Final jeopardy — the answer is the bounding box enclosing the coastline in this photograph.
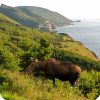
[53,24,100,60]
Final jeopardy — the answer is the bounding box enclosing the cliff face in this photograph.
[85,47,100,60]
[91,51,100,60]
[46,23,57,29]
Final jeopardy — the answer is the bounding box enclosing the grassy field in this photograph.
[59,36,99,61]
[0,68,97,100]
[1,68,100,100]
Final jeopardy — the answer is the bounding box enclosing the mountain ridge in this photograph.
[17,6,73,26]
[0,4,45,28]
[0,4,73,29]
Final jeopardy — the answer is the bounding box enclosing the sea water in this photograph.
[55,20,100,58]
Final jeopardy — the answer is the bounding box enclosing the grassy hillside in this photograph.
[17,6,73,26]
[0,12,100,68]
[17,7,46,23]
[0,13,99,70]
[0,4,73,30]
[0,4,46,28]
[0,68,87,100]
[0,13,100,100]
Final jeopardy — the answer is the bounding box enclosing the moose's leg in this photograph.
[76,78,79,87]
[70,81,76,87]
[73,81,76,87]
[69,72,80,87]
[75,78,79,89]
[69,79,77,87]
[70,79,79,89]
[47,75,55,84]
[51,76,55,84]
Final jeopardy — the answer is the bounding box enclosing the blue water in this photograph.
[55,20,100,58]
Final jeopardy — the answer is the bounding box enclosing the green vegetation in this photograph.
[0,4,73,30]
[37,37,52,60]
[39,27,51,32]
[0,4,45,28]
[17,6,73,26]
[0,69,85,100]
[18,7,46,23]
[0,68,100,100]
[0,13,100,100]
[52,48,100,71]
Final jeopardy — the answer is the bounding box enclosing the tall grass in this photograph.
[0,68,88,100]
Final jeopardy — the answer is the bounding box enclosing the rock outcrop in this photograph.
[91,51,100,60]
[46,23,57,29]
[85,47,100,60]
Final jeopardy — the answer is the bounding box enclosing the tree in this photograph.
[20,38,33,51]
[37,37,52,61]
[19,38,36,70]
[0,48,21,71]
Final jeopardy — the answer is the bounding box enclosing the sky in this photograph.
[0,0,100,19]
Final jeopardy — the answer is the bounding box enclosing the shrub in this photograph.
[0,48,21,71]
[79,71,95,95]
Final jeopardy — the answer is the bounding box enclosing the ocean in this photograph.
[55,20,100,59]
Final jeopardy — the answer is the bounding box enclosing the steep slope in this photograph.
[0,13,20,25]
[0,4,73,30]
[0,13,99,62]
[0,4,46,28]
[17,6,73,26]
[17,7,46,23]
[0,12,100,79]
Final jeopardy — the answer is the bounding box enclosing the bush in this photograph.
[79,70,100,99]
[79,71,95,95]
[0,48,21,72]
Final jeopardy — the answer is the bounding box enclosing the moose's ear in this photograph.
[30,57,37,62]
[34,57,37,62]
[30,57,34,61]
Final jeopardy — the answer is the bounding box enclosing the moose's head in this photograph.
[25,57,38,74]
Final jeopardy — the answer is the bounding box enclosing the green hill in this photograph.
[0,4,46,28]
[0,12,99,70]
[0,13,20,25]
[17,7,46,23]
[0,4,73,29]
[17,6,73,26]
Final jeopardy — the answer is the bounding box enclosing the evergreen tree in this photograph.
[37,37,52,61]
[19,38,35,70]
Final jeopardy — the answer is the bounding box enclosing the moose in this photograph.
[25,57,82,87]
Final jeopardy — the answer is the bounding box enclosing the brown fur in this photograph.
[25,57,82,87]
